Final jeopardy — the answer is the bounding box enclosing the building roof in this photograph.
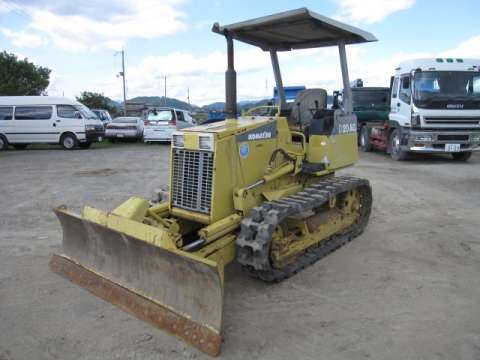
[212,7,377,51]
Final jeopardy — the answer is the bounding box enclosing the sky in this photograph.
[0,0,479,105]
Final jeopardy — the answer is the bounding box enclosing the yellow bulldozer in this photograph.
[50,8,375,356]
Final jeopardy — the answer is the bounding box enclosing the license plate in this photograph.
[117,134,124,138]
[445,143,460,152]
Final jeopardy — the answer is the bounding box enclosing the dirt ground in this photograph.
[1,144,479,360]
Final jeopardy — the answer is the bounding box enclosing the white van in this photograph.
[0,96,105,150]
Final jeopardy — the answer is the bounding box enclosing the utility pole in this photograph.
[164,75,167,106]
[115,50,127,115]
[121,50,127,115]
[187,87,190,106]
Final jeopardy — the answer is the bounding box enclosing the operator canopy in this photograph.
[212,7,377,50]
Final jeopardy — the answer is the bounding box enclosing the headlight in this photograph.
[415,134,433,142]
[172,133,184,147]
[411,113,421,128]
[199,134,214,151]
[85,125,96,131]
[472,134,480,142]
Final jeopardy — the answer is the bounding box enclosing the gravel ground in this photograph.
[1,144,479,360]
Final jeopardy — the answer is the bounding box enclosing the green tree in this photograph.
[76,91,117,115]
[0,51,51,95]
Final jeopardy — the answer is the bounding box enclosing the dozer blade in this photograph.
[49,208,223,356]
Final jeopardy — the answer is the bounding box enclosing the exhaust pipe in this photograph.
[224,32,237,119]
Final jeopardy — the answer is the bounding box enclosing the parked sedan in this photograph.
[105,117,144,141]
[143,108,194,143]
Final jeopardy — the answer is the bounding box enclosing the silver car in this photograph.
[143,108,194,143]
[105,117,144,141]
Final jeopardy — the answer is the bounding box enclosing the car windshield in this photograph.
[74,104,98,119]
[414,71,480,101]
[148,110,173,121]
[113,117,138,124]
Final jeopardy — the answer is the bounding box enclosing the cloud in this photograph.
[87,47,348,105]
[89,31,480,106]
[335,0,415,24]
[1,28,47,48]
[20,0,132,21]
[440,35,480,58]
[0,0,186,51]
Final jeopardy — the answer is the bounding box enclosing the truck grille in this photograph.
[171,149,214,214]
[424,117,480,126]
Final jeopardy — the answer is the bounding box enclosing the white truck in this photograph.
[359,58,480,161]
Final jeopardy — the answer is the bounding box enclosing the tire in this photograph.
[451,151,472,162]
[389,129,408,161]
[60,133,78,150]
[79,142,92,149]
[13,144,28,150]
[0,134,8,150]
[359,126,372,152]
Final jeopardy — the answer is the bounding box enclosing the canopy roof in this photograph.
[212,8,377,51]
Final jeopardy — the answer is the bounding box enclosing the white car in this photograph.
[0,96,104,150]
[143,108,194,142]
[105,117,144,141]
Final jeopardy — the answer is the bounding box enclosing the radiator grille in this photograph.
[424,117,480,125]
[171,149,214,214]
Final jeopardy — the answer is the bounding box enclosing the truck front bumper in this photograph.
[401,129,480,153]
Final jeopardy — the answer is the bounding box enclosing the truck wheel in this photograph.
[359,126,372,152]
[61,133,78,150]
[0,134,8,150]
[451,152,472,162]
[389,129,408,161]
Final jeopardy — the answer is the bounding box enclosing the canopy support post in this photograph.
[270,50,286,112]
[338,41,353,113]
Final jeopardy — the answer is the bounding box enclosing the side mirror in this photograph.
[402,77,410,89]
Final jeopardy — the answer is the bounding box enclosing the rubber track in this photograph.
[236,176,372,282]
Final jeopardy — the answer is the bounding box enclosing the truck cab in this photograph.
[389,58,480,160]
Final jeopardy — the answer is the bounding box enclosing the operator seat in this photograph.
[289,88,335,137]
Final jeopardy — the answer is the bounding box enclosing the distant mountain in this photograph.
[113,92,334,113]
[125,96,198,111]
[108,99,121,109]
[202,99,272,112]
[202,102,225,111]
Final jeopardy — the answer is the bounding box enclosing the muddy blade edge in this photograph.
[49,209,223,356]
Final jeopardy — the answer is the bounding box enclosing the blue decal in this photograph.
[239,143,249,158]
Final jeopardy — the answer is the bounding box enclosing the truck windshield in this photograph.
[352,89,389,110]
[413,71,480,109]
[148,110,173,121]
